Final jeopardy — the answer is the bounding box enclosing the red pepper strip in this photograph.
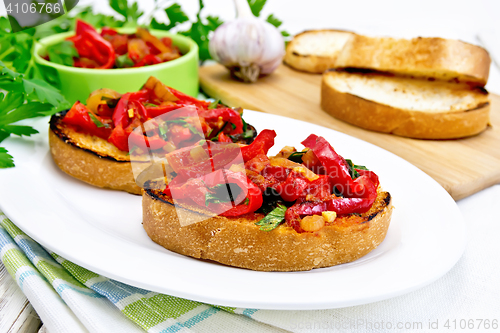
[101,27,118,36]
[112,91,150,127]
[301,134,318,149]
[273,171,311,202]
[128,130,167,150]
[200,108,243,135]
[109,34,129,55]
[165,169,262,216]
[168,87,210,109]
[161,37,173,48]
[75,19,96,35]
[296,197,375,215]
[357,169,379,189]
[169,124,193,148]
[70,32,114,68]
[245,154,270,174]
[73,57,100,68]
[302,175,331,200]
[145,104,181,118]
[221,182,263,217]
[217,132,233,143]
[108,124,131,151]
[301,134,357,197]
[136,54,162,66]
[294,175,378,216]
[134,54,162,67]
[165,141,238,177]
[62,102,112,140]
[240,129,276,162]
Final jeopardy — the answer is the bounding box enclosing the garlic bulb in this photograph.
[209,0,285,83]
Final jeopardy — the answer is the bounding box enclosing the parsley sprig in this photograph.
[0,59,69,168]
[0,0,288,168]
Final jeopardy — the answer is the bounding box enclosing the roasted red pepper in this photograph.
[62,102,111,140]
[112,91,149,127]
[75,19,96,35]
[165,169,262,217]
[200,108,244,135]
[134,54,162,67]
[169,87,210,109]
[69,29,116,69]
[241,129,276,162]
[128,130,167,150]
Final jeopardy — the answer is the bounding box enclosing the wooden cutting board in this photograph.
[199,64,500,200]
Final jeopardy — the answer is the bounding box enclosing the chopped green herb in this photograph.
[255,204,287,231]
[211,121,228,141]
[287,151,306,163]
[345,159,368,179]
[244,197,250,205]
[126,145,139,156]
[162,118,203,136]
[208,99,219,109]
[205,183,235,206]
[101,96,120,108]
[115,53,134,68]
[87,112,110,128]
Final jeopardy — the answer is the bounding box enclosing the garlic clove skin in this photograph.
[209,17,285,83]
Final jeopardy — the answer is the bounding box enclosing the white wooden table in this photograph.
[0,264,42,332]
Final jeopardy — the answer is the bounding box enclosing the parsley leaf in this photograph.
[247,0,267,17]
[46,41,79,66]
[255,204,287,231]
[0,147,14,168]
[266,14,282,28]
[164,3,189,29]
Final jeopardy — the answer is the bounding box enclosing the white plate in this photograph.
[0,111,466,310]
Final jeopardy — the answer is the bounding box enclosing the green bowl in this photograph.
[34,28,199,104]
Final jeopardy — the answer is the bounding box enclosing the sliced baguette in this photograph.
[335,35,491,86]
[143,188,393,272]
[321,70,490,139]
[49,114,150,195]
[284,30,354,73]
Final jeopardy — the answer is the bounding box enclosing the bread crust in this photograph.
[284,29,354,74]
[335,36,491,87]
[142,188,393,271]
[321,72,491,139]
[49,114,151,194]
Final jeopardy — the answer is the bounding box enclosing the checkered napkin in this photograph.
[0,212,283,333]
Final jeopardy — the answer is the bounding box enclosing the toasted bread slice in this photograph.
[142,188,393,272]
[49,114,150,195]
[284,30,354,73]
[335,35,491,86]
[321,70,490,139]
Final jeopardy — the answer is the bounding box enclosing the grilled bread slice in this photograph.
[284,30,354,73]
[142,187,393,272]
[49,113,150,194]
[335,35,491,86]
[321,70,490,139]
